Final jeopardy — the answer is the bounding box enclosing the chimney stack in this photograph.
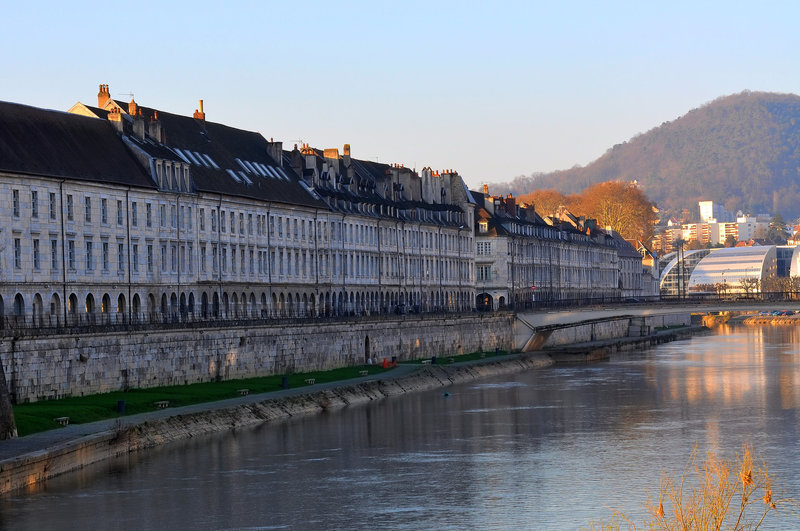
[483,184,489,196]
[98,84,111,108]
[149,111,164,143]
[193,99,205,120]
[343,144,351,157]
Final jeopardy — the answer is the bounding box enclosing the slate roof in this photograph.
[0,101,155,189]
[119,107,327,209]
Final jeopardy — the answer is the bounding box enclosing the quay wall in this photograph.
[0,314,514,403]
[544,313,692,347]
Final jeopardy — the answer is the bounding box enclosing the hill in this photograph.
[499,91,800,220]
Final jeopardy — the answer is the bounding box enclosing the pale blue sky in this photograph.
[2,1,799,190]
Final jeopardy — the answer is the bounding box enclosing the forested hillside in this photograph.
[499,91,800,219]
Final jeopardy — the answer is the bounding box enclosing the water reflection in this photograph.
[3,326,800,529]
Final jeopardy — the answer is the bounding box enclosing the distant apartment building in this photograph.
[698,200,734,223]
[709,222,739,245]
[682,222,712,245]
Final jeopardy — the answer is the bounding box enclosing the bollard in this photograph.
[117,400,126,414]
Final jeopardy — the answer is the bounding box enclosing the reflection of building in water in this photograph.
[660,328,767,409]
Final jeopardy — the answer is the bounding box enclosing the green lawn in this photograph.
[13,365,390,436]
[403,349,510,364]
[14,348,509,437]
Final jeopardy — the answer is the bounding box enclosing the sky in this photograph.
[2,1,800,190]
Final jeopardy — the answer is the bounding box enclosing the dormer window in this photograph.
[479,220,488,234]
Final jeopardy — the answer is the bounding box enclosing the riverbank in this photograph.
[0,353,551,495]
[0,323,705,496]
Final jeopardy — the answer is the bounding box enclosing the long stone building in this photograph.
[0,84,653,327]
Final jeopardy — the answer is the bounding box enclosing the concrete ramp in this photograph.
[514,311,691,351]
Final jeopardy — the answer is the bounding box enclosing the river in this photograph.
[3,325,800,529]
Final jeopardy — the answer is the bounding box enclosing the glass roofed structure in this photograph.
[688,246,777,293]
[659,248,715,296]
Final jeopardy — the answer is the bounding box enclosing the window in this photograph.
[66,194,74,221]
[170,205,176,228]
[86,240,94,271]
[102,242,109,270]
[179,206,185,229]
[117,199,123,225]
[239,213,244,234]
[101,198,108,224]
[187,206,193,230]
[12,189,19,217]
[49,192,56,220]
[248,214,253,235]
[68,240,76,269]
[200,208,205,231]
[222,247,227,272]
[212,244,218,272]
[85,197,92,223]
[479,220,488,233]
[31,191,38,219]
[200,245,207,272]
[220,210,226,233]
[146,203,152,227]
[211,209,217,232]
[13,238,21,269]
[477,265,491,281]
[160,204,166,227]
[160,244,167,272]
[118,243,124,271]
[230,212,235,234]
[33,238,41,271]
[132,244,139,272]
[131,202,138,227]
[147,244,153,273]
[231,246,237,273]
[171,244,177,272]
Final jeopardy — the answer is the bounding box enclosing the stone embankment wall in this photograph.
[0,355,552,495]
[0,314,514,403]
[543,313,691,347]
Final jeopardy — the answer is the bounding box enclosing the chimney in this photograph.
[343,144,351,157]
[266,138,283,168]
[107,107,123,134]
[506,194,516,216]
[128,97,138,117]
[98,84,111,108]
[149,111,164,143]
[132,108,146,139]
[483,184,489,196]
[193,99,205,120]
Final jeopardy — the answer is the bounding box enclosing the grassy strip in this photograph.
[13,365,391,437]
[402,349,510,364]
[14,349,508,436]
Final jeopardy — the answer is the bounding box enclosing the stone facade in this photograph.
[2,314,513,403]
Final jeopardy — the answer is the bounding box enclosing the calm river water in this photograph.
[4,325,800,530]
